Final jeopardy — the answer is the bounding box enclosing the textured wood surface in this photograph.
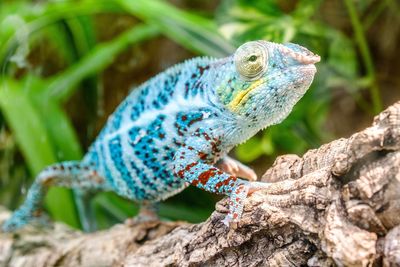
[1,101,399,267]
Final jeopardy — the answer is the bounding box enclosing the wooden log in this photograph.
[1,101,399,267]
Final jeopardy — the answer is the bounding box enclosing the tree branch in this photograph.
[1,101,400,267]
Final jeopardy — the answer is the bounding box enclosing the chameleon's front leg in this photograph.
[173,129,266,226]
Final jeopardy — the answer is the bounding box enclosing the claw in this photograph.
[221,181,271,228]
[2,209,50,232]
[221,214,233,227]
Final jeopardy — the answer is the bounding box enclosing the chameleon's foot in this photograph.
[125,202,159,226]
[222,181,270,227]
[221,214,233,227]
[125,212,159,226]
[2,209,50,232]
[2,218,22,232]
[216,157,257,182]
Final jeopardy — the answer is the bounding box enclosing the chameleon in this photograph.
[2,40,320,231]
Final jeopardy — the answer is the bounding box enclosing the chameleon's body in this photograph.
[2,41,319,231]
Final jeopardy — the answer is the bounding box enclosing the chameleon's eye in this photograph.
[234,41,268,80]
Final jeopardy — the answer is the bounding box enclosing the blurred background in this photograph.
[0,0,399,230]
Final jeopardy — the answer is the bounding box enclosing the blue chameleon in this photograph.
[2,40,320,231]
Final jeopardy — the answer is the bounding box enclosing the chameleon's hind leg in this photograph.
[2,161,109,232]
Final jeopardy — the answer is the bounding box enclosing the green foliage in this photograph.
[0,0,391,229]
[0,79,80,227]
[216,0,383,161]
[0,1,160,228]
[46,24,159,102]
[116,0,235,57]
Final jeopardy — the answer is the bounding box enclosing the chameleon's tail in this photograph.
[1,161,109,232]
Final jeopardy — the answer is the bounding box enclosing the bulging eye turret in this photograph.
[234,41,268,80]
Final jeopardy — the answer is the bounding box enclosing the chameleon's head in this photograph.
[216,40,320,129]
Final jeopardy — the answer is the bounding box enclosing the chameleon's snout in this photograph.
[279,43,320,65]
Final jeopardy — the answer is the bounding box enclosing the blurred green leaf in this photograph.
[44,16,96,65]
[261,133,275,155]
[116,0,235,56]
[45,187,80,228]
[45,22,78,65]
[292,0,323,22]
[159,202,211,222]
[45,24,159,102]
[327,32,358,78]
[66,16,97,58]
[44,15,100,143]
[0,80,55,174]
[38,101,83,161]
[0,0,122,67]
[0,79,80,228]
[94,192,138,222]
[217,0,293,43]
[235,136,264,162]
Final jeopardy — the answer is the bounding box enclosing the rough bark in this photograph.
[1,101,400,267]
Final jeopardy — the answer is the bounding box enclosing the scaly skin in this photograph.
[2,40,320,231]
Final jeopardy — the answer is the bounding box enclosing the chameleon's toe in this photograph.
[2,209,50,232]
[221,214,233,227]
[2,212,27,232]
[2,220,17,232]
[222,181,272,227]
[222,182,250,227]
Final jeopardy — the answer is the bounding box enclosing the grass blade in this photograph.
[116,0,235,56]
[0,0,122,66]
[45,24,159,102]
[0,79,80,228]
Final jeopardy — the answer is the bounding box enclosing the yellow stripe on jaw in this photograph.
[228,79,264,111]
